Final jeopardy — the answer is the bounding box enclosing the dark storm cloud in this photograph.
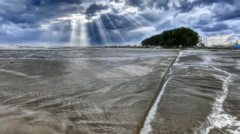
[154,0,169,10]
[0,0,84,44]
[123,0,236,12]
[0,0,239,45]
[87,13,138,45]
[85,4,109,17]
[31,0,83,6]
[175,0,236,12]
[213,1,240,21]
[124,0,169,10]
[201,23,229,32]
[187,0,239,35]
[125,0,144,9]
[123,0,170,10]
[101,14,136,29]
[0,0,84,25]
[109,0,121,3]
[217,10,240,21]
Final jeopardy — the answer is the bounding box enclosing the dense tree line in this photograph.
[141,27,199,48]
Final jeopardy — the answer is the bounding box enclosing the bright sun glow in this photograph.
[56,0,158,46]
[70,19,89,46]
[56,1,143,46]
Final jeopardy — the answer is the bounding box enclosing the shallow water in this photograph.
[142,50,240,134]
[0,48,239,134]
[0,48,178,134]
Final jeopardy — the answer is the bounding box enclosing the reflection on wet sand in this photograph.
[142,50,240,134]
[0,48,240,134]
[0,48,178,134]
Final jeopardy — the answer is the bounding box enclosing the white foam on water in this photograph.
[175,51,183,63]
[227,127,240,134]
[197,66,240,134]
[139,52,181,134]
[140,76,172,134]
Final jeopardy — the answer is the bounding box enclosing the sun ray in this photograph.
[79,21,90,46]
[95,18,110,45]
[70,20,80,46]
[136,15,154,26]
[123,16,140,29]
[65,14,90,46]
[105,14,126,42]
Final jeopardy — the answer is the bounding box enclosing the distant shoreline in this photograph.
[0,45,239,51]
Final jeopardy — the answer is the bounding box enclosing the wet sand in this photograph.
[0,48,239,134]
[0,48,178,134]
[141,50,240,134]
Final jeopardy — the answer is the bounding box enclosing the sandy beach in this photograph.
[0,48,239,134]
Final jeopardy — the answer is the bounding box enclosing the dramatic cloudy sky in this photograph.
[0,0,239,46]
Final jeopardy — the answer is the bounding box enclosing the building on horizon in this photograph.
[203,34,239,47]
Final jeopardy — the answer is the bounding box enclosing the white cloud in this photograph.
[128,26,156,34]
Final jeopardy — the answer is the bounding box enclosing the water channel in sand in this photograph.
[0,47,239,134]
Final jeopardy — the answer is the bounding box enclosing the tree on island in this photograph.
[141,27,199,48]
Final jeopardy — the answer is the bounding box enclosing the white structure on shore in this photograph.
[203,34,239,47]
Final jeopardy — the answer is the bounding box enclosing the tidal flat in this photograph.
[0,47,239,134]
